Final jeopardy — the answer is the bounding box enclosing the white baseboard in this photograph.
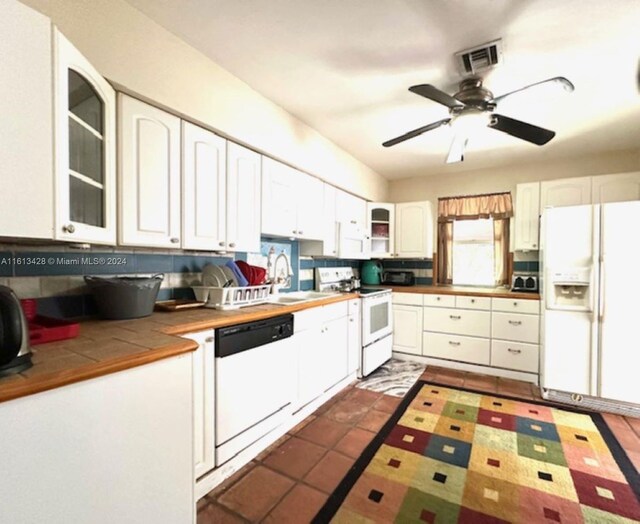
[194,371,358,501]
[392,352,539,385]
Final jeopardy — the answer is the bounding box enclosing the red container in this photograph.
[20,299,37,322]
[28,315,80,345]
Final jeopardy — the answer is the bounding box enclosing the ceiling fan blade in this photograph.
[488,114,555,145]
[409,84,465,109]
[382,118,450,147]
[491,76,574,104]
[446,134,468,164]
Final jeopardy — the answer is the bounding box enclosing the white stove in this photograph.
[316,267,393,377]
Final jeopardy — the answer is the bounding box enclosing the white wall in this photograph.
[22,0,388,201]
[389,149,640,203]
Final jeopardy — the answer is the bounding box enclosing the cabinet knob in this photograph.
[532,243,537,247]
[513,302,518,306]
[436,297,441,301]
[170,237,180,244]
[350,220,357,224]
[349,318,354,322]
[229,242,236,248]
[298,231,303,235]
[332,250,336,254]
[62,224,75,234]
[292,229,297,234]
[470,299,475,303]
[219,241,226,247]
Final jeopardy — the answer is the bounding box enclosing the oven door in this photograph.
[362,293,393,347]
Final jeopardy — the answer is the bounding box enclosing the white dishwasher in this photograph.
[215,314,296,465]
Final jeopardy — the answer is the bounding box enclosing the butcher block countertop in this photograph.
[0,293,358,404]
[381,285,540,301]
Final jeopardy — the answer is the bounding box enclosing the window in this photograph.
[436,192,512,286]
[452,219,495,286]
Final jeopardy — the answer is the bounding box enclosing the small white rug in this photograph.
[356,358,426,397]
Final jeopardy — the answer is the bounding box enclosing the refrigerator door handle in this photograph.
[598,258,605,321]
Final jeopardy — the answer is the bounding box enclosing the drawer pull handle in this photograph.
[205,337,214,343]
[508,320,522,326]
[508,348,522,354]
[449,315,461,320]
[448,341,461,346]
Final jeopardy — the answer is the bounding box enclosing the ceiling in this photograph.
[126,0,640,180]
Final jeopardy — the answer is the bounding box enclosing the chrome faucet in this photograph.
[268,250,293,292]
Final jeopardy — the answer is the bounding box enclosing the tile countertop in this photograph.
[381,285,540,301]
[0,293,359,404]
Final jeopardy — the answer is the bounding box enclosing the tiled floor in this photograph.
[197,365,640,523]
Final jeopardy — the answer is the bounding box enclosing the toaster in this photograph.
[382,270,415,286]
[511,273,539,292]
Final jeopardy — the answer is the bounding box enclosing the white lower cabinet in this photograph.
[392,305,423,355]
[295,303,351,409]
[491,340,539,373]
[423,307,491,338]
[491,312,539,345]
[0,355,194,524]
[423,332,490,365]
[182,330,215,480]
[393,292,541,380]
[347,301,361,374]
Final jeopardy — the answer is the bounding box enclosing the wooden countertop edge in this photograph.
[0,293,358,404]
[162,293,360,335]
[0,340,197,404]
[382,286,540,300]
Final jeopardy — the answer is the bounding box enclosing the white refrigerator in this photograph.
[541,201,640,413]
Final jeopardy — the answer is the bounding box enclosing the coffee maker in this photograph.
[0,285,33,377]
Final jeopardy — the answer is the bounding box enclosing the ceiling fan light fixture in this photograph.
[450,110,491,136]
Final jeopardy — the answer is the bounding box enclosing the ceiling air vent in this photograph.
[455,39,503,75]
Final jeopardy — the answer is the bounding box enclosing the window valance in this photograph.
[437,192,513,222]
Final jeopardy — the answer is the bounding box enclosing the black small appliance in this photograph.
[0,285,33,377]
[382,270,415,286]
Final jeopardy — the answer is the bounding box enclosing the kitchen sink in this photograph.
[268,291,338,305]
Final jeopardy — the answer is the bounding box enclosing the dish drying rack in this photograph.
[192,284,271,310]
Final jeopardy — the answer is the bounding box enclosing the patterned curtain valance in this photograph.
[437,192,513,222]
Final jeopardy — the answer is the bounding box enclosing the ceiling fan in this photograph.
[382,76,574,163]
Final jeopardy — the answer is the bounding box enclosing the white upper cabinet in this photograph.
[0,0,54,240]
[226,143,262,253]
[261,157,323,240]
[182,122,226,251]
[395,201,434,258]
[119,95,181,248]
[514,182,540,251]
[591,172,640,204]
[299,183,338,257]
[336,189,367,228]
[55,30,116,245]
[368,203,395,258]
[540,176,591,210]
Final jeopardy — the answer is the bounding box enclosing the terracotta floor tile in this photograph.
[325,399,370,424]
[287,415,316,436]
[497,378,535,398]
[346,388,383,406]
[262,436,327,479]
[625,416,640,438]
[464,375,499,393]
[263,484,328,524]
[207,461,258,500]
[297,416,351,448]
[304,450,355,494]
[356,409,390,433]
[254,434,290,462]
[431,374,465,387]
[197,502,247,524]
[218,465,294,522]
[373,394,403,414]
[334,427,376,459]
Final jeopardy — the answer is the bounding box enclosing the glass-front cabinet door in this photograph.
[367,203,395,258]
[54,30,116,244]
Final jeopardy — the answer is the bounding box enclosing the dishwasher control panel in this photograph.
[215,314,294,358]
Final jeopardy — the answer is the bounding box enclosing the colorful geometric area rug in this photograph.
[313,381,640,523]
